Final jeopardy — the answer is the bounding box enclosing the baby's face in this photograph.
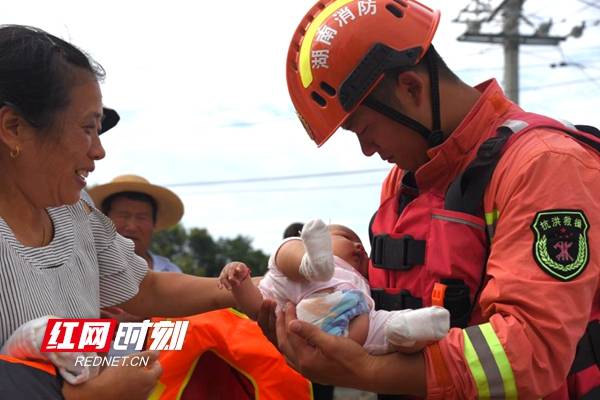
[329,225,369,277]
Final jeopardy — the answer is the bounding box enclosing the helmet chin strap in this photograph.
[363,47,444,148]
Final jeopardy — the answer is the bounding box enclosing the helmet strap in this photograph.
[425,46,444,147]
[363,46,445,148]
[364,96,433,144]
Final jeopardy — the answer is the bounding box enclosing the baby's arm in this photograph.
[218,262,263,320]
[276,219,335,282]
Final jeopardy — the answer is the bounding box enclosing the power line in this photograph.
[218,116,295,128]
[555,45,600,90]
[182,182,381,196]
[165,168,390,188]
[577,0,600,11]
[521,75,600,91]
[456,61,563,73]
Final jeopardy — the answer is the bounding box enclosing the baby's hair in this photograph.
[283,222,304,239]
[328,224,361,243]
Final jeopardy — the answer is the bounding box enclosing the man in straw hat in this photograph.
[89,174,184,273]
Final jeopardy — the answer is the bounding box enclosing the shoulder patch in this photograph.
[531,210,590,281]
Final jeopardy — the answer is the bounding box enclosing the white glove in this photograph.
[299,219,335,282]
[384,306,450,348]
[0,316,99,385]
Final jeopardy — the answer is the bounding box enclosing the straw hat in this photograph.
[88,174,184,231]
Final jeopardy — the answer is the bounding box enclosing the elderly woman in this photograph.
[0,25,233,399]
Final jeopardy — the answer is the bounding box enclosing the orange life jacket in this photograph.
[0,354,56,375]
[149,308,312,400]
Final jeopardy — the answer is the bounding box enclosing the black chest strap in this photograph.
[371,278,471,329]
[370,234,426,271]
[445,126,513,216]
[370,172,425,270]
[370,288,423,312]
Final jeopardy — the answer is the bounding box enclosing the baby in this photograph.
[219,219,449,354]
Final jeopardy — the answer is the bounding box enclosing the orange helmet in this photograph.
[287,0,441,146]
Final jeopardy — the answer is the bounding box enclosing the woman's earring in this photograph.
[9,145,21,159]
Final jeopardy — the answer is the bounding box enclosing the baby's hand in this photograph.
[299,219,334,281]
[218,262,251,290]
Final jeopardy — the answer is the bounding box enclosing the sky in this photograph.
[4,0,600,255]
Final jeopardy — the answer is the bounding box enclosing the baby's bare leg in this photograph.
[220,262,264,320]
[231,278,264,320]
[347,313,370,346]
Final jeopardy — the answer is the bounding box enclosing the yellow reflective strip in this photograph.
[463,331,491,398]
[484,209,499,226]
[148,381,166,400]
[299,0,354,88]
[228,307,250,319]
[480,323,518,400]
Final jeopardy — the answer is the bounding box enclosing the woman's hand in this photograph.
[62,351,162,400]
[275,303,375,388]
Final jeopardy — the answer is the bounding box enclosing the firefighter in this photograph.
[273,0,600,398]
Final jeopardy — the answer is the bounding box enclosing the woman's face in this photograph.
[19,72,106,207]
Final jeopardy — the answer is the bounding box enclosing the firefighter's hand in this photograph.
[275,302,374,387]
[257,298,279,346]
[62,351,162,400]
[218,261,251,290]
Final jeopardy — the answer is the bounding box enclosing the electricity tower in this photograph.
[453,0,585,103]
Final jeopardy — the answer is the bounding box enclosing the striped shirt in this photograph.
[0,195,148,347]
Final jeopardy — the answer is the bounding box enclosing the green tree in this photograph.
[151,224,269,277]
[151,224,196,275]
[214,235,269,277]
[188,228,218,276]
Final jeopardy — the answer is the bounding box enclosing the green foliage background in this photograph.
[151,224,270,277]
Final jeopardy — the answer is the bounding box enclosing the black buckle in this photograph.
[370,234,425,270]
[476,127,512,162]
[427,130,444,147]
[440,279,471,328]
[371,288,423,311]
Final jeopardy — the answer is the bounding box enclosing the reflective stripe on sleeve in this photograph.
[485,209,499,240]
[464,323,518,399]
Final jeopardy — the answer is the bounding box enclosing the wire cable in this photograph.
[165,168,390,188]
[577,0,600,11]
[181,182,381,196]
[521,75,600,90]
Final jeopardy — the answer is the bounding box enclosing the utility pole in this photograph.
[503,0,521,103]
[454,0,568,104]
